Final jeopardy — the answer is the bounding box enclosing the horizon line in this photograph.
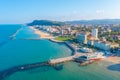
[1,18,120,24]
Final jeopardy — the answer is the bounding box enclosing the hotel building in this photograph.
[77,33,87,44]
[91,29,98,40]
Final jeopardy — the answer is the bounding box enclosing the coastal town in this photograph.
[1,23,120,80]
[1,0,120,80]
[29,23,120,65]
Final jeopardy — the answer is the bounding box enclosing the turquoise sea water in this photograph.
[0,25,120,80]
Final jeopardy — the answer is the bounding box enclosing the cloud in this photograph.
[96,10,105,14]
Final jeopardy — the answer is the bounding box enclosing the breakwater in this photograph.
[0,61,49,80]
[0,39,77,80]
[0,39,9,47]
[9,26,23,40]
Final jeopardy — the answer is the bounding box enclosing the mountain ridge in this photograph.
[27,20,65,26]
[66,19,120,25]
[27,19,120,26]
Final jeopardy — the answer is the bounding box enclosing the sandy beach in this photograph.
[103,56,120,64]
[30,26,54,39]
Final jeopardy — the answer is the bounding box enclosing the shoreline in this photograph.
[30,26,76,55]
[103,56,120,64]
[30,26,54,39]
[30,26,120,64]
[50,38,120,64]
[49,39,76,55]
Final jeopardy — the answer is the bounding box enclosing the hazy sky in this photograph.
[0,0,120,23]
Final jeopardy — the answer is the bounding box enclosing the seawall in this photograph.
[64,42,76,55]
[49,39,76,55]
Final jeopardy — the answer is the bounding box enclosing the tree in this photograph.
[109,37,114,42]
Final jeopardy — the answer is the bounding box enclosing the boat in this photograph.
[74,56,88,63]
[87,52,105,61]
[79,47,92,53]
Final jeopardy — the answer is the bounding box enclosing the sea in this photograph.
[0,24,120,80]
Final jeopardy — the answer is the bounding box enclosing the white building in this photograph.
[92,29,98,40]
[68,27,71,33]
[61,29,64,36]
[77,33,87,44]
[94,41,110,51]
[93,40,119,51]
[88,40,94,46]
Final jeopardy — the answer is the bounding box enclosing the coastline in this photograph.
[49,39,76,55]
[29,26,76,55]
[30,26,120,64]
[30,26,76,55]
[0,26,76,80]
[1,25,120,80]
[103,56,120,64]
[30,26,54,39]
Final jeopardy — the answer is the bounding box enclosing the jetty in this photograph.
[0,61,49,80]
[0,53,87,80]
[0,39,87,80]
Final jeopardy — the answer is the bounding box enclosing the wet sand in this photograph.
[30,27,54,39]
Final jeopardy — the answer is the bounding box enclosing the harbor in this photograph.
[0,51,104,80]
[0,38,105,80]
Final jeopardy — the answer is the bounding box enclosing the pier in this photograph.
[48,40,86,65]
[0,53,86,80]
[49,53,86,65]
[0,39,87,80]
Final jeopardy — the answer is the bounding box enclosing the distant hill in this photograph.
[66,19,120,25]
[27,20,65,26]
[27,19,120,26]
